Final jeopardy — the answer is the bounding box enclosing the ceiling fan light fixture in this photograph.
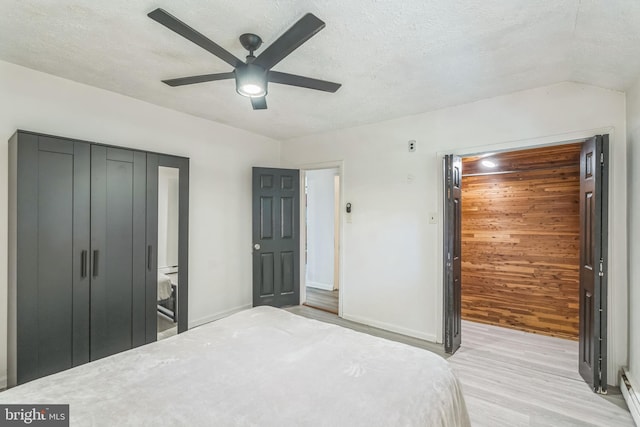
[235,64,267,98]
[149,9,340,110]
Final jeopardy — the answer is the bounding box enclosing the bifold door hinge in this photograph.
[599,259,604,277]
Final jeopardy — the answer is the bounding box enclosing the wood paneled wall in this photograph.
[461,143,582,340]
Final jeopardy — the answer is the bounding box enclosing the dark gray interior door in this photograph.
[252,167,300,307]
[90,146,147,360]
[578,135,609,393]
[444,154,462,354]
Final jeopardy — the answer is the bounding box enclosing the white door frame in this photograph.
[297,160,345,317]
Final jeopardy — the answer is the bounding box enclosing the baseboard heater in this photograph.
[621,368,640,425]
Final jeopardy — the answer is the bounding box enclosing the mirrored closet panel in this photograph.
[146,154,189,342]
[157,167,179,339]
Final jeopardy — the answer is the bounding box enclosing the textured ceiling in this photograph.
[1,1,640,140]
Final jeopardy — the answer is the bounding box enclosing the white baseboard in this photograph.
[341,313,437,342]
[306,281,334,291]
[189,304,252,329]
[621,368,640,425]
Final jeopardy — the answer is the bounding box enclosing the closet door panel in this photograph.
[132,150,148,348]
[91,147,146,360]
[72,142,91,366]
[16,133,40,384]
[36,148,74,377]
[15,135,90,383]
[90,144,111,360]
[145,154,159,344]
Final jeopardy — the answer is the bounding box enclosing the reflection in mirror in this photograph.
[157,166,179,340]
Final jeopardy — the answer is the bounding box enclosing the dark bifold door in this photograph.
[90,146,147,360]
[578,135,609,393]
[252,167,300,307]
[14,134,91,383]
[444,155,463,354]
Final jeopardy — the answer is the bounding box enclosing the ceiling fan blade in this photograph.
[163,72,235,87]
[148,8,242,68]
[253,13,325,70]
[269,71,341,92]
[251,97,267,110]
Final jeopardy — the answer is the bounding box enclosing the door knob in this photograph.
[254,243,261,250]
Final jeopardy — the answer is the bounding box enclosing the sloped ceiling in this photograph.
[1,0,639,140]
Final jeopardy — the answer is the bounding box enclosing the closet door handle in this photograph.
[92,250,99,278]
[147,245,153,271]
[81,250,88,278]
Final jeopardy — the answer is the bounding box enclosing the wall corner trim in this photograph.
[306,281,334,291]
[621,368,640,424]
[342,313,437,343]
[188,304,252,329]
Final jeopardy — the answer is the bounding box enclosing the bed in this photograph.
[157,272,177,321]
[0,306,470,426]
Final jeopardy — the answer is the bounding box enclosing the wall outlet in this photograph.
[429,212,438,224]
[408,140,416,152]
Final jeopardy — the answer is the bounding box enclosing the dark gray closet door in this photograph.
[90,146,147,360]
[15,133,90,384]
[146,154,159,343]
[443,154,462,354]
[578,135,609,393]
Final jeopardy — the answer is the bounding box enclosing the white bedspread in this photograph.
[0,306,470,427]
[157,273,173,301]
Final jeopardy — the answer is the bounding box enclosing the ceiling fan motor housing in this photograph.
[235,63,268,97]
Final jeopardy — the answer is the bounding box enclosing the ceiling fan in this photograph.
[148,8,342,110]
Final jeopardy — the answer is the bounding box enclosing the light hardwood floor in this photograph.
[286,305,634,426]
[304,287,339,314]
[452,320,633,427]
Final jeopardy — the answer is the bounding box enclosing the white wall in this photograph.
[305,168,337,290]
[626,75,640,392]
[281,82,628,385]
[0,60,281,386]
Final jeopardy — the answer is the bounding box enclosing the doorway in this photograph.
[460,143,582,339]
[303,168,341,314]
[443,135,609,393]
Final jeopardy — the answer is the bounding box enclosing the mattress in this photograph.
[0,306,470,427]
[157,273,173,301]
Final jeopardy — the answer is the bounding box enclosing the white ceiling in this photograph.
[2,1,640,140]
